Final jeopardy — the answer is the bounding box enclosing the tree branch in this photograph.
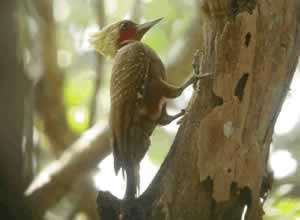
[34,0,77,155]
[29,1,101,218]
[89,0,106,127]
[26,124,110,215]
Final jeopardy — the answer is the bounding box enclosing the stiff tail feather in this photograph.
[124,164,140,199]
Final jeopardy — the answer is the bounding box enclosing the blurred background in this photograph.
[16,0,300,219]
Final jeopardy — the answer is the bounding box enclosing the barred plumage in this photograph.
[90,18,201,199]
[110,42,164,198]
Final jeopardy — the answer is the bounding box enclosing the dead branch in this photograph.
[26,124,110,216]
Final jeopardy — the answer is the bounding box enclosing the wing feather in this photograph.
[110,42,149,173]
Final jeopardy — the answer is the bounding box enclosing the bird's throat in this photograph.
[118,28,137,44]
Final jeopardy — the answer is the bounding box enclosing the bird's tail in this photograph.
[124,164,140,199]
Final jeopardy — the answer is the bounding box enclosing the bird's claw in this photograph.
[192,50,201,76]
[177,118,184,125]
[179,109,186,116]
[191,49,215,89]
[192,72,215,89]
[176,109,186,124]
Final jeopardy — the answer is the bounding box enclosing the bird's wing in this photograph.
[110,42,149,174]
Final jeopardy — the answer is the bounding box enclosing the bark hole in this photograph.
[234,73,249,102]
[245,32,251,47]
[230,0,257,17]
[215,95,224,106]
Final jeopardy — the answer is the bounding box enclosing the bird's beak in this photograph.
[136,18,163,39]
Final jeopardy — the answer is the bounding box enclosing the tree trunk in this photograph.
[0,1,32,219]
[97,1,300,220]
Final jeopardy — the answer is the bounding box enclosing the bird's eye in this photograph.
[120,22,130,31]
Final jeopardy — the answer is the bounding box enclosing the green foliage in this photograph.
[264,197,300,220]
[66,106,90,133]
[143,28,168,56]
[64,74,93,106]
[144,0,176,20]
[64,73,93,132]
[275,198,300,215]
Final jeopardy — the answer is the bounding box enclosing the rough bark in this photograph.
[97,1,300,220]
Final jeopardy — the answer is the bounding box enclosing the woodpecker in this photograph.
[90,18,202,199]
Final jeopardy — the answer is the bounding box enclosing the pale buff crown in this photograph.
[89,21,121,58]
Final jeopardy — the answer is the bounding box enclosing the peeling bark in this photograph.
[97,1,300,219]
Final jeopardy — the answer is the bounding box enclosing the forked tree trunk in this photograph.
[97,1,300,220]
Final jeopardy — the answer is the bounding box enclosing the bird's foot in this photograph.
[176,109,186,125]
[191,49,215,89]
[192,49,201,75]
[159,109,185,125]
[191,72,214,90]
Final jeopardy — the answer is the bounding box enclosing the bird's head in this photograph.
[90,18,162,58]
